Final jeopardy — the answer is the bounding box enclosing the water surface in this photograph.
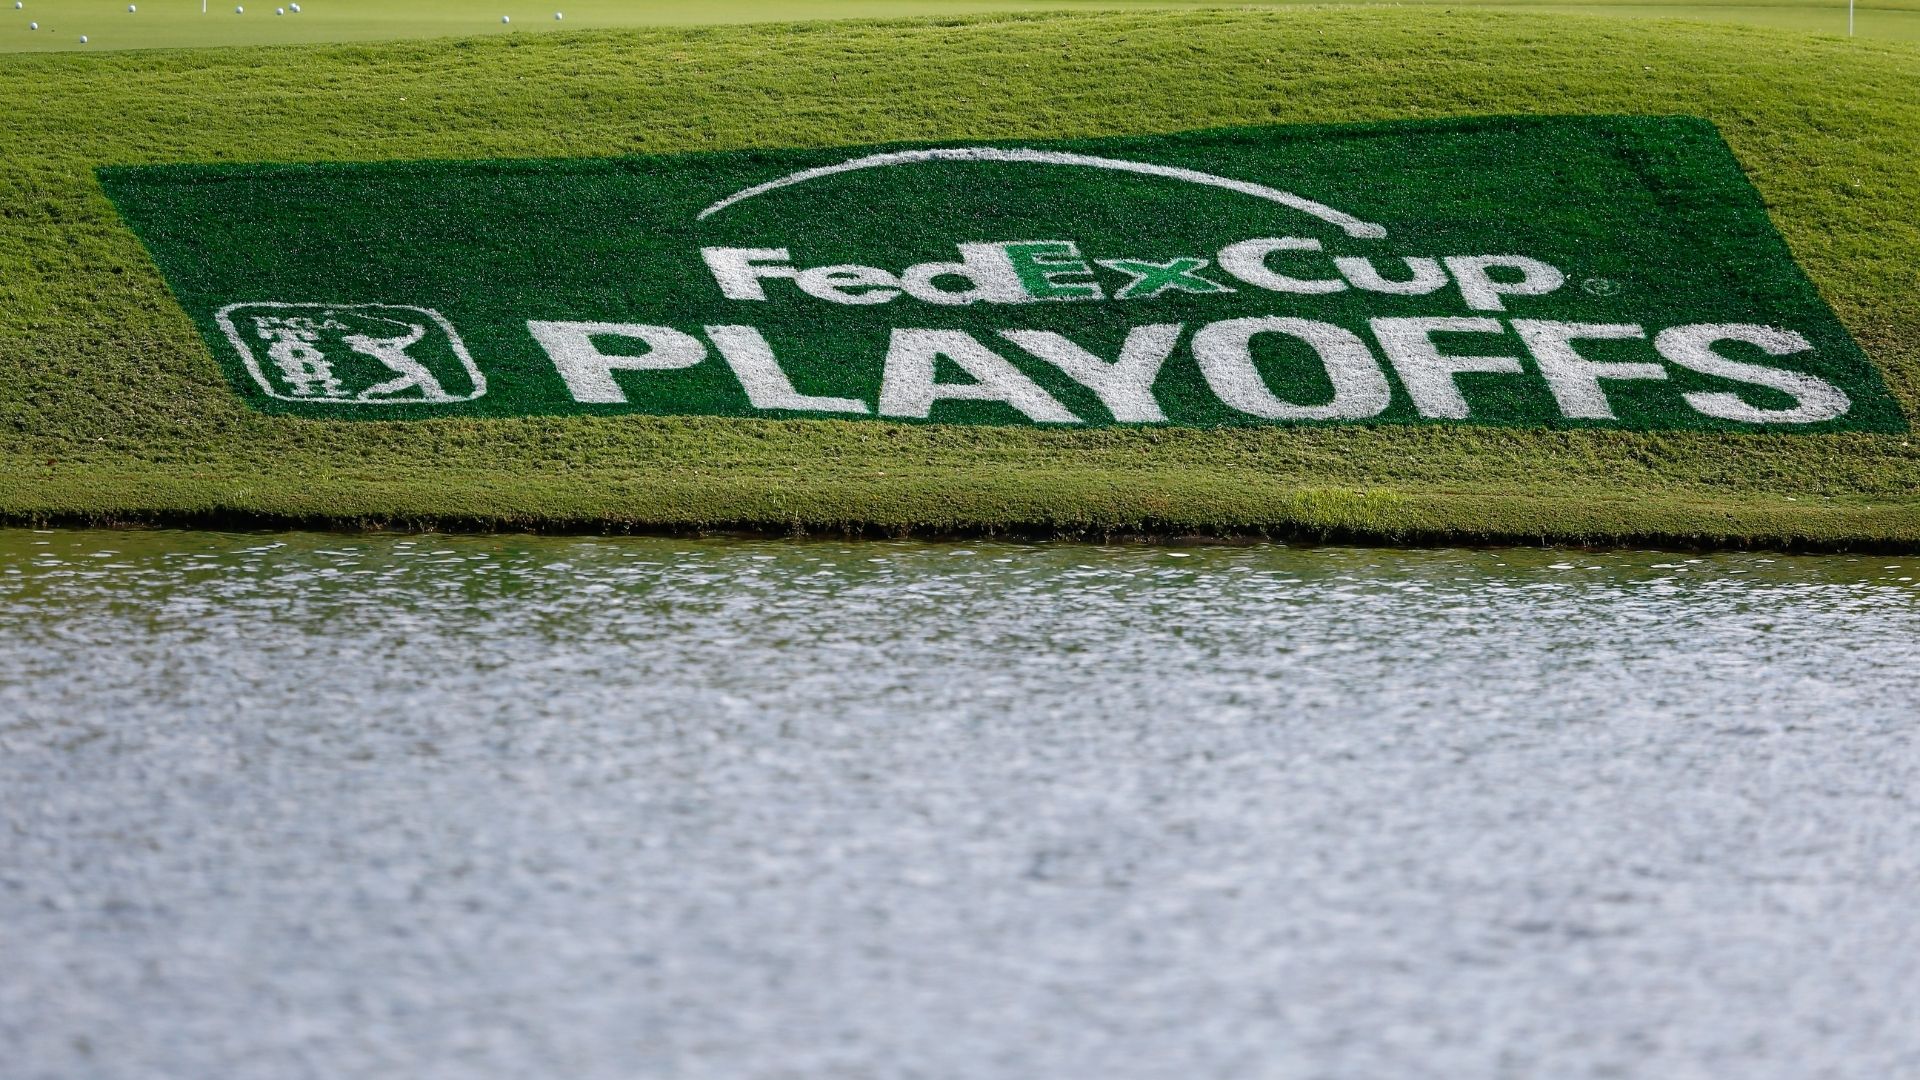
[2,530,1917,1078]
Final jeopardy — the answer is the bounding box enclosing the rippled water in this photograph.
[2,529,1918,1079]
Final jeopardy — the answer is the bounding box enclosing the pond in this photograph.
[3,529,1917,1077]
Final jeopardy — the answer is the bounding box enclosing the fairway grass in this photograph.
[3,0,1919,51]
[3,9,1919,547]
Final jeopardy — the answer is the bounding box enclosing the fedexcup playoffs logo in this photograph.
[215,303,485,404]
[100,118,1904,432]
[525,147,1851,427]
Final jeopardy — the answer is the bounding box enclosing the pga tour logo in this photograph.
[216,303,485,404]
[209,146,1854,427]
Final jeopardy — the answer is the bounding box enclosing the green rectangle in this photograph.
[97,114,1905,433]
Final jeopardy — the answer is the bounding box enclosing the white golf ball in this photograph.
[290,2,299,9]
[28,20,36,28]
[276,6,283,12]
[500,14,509,22]
[128,3,135,11]
[235,5,243,12]
[554,11,562,19]
[14,2,22,9]
[78,33,86,41]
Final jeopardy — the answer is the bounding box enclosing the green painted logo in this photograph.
[99,116,1904,432]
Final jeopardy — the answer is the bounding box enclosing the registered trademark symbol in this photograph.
[1582,277,1622,296]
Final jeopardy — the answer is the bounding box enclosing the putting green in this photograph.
[3,9,1919,546]
[1,0,1916,52]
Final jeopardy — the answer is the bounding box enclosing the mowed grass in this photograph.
[2,0,1918,51]
[2,9,1919,546]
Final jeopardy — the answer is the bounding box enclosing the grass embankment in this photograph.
[3,9,1919,546]
[4,0,1918,51]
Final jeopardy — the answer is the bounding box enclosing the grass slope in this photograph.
[2,9,1919,546]
[4,0,1919,51]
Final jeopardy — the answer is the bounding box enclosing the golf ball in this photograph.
[28,20,36,28]
[235,5,243,12]
[276,6,284,12]
[127,4,134,11]
[500,14,509,23]
[78,33,86,41]
[554,11,563,19]
[290,2,299,9]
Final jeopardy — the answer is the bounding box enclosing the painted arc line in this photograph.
[694,148,1390,239]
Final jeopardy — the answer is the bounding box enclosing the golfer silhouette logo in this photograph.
[216,302,487,405]
[339,316,455,402]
